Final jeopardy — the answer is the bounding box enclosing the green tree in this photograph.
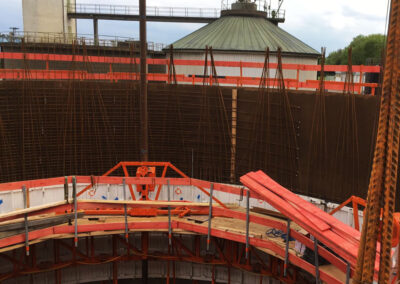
[326,34,386,65]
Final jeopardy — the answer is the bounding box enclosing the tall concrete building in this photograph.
[22,0,77,42]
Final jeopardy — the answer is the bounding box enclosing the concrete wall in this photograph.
[171,51,318,87]
[22,0,76,42]
[63,0,77,41]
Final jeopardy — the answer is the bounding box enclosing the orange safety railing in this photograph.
[329,196,366,231]
[0,51,381,94]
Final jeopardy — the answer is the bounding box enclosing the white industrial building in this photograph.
[169,0,320,85]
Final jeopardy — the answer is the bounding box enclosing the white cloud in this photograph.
[281,0,388,52]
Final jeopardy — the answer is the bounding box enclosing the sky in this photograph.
[0,0,390,54]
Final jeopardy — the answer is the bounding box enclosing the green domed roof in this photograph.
[171,15,319,56]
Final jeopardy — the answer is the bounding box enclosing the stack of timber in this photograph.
[241,170,380,281]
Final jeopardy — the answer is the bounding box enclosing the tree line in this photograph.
[326,34,386,65]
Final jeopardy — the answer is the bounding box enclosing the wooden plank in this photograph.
[240,175,327,233]
[186,216,209,223]
[0,201,68,220]
[213,207,287,233]
[251,207,288,220]
[0,200,209,223]
[248,172,331,232]
[251,171,361,242]
[240,174,358,266]
[320,265,349,284]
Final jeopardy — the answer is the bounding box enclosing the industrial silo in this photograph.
[168,0,320,85]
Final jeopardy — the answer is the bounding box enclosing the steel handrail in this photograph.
[66,3,283,20]
[67,3,220,18]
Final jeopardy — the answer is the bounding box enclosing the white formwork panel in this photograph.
[0,189,24,214]
[0,179,363,232]
[29,185,64,207]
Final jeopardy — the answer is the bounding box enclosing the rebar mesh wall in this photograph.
[236,88,380,202]
[0,80,381,203]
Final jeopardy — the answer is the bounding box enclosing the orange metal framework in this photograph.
[0,194,346,284]
[329,196,400,251]
[76,161,227,208]
[0,162,358,284]
[2,164,400,283]
[329,196,366,232]
[0,51,381,93]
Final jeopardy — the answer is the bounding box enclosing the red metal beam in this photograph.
[0,52,381,73]
[241,174,359,266]
[154,164,168,200]
[0,69,379,93]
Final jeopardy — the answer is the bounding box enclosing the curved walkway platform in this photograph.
[0,163,376,283]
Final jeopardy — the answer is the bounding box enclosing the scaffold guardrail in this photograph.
[66,3,285,22]
[67,3,221,19]
[0,31,166,51]
[0,51,381,94]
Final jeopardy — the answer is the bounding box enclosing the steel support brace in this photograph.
[22,186,29,256]
[73,177,78,247]
[238,187,243,202]
[207,183,214,251]
[245,190,250,259]
[64,176,69,203]
[123,178,129,240]
[168,179,172,245]
[314,238,320,284]
[284,219,291,276]
[346,261,350,284]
